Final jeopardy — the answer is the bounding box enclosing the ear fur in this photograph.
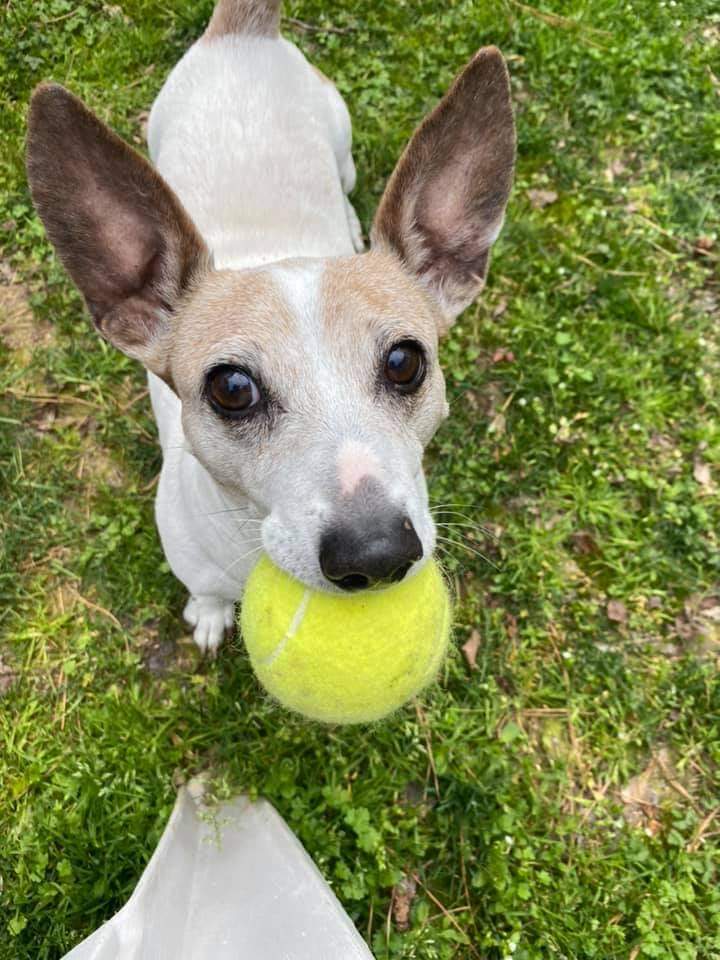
[371,47,516,328]
[26,84,210,382]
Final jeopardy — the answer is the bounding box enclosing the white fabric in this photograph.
[63,788,374,960]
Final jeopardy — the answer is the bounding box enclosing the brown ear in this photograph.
[371,47,515,327]
[26,84,209,382]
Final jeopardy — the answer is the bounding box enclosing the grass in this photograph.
[1,1,719,957]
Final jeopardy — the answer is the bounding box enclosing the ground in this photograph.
[1,2,719,958]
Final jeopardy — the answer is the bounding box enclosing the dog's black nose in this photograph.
[319,515,423,591]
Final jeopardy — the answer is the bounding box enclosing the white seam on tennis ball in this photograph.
[262,589,312,667]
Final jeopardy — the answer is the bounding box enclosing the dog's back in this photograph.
[148,0,358,270]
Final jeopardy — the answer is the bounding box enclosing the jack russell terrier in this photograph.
[26,0,515,652]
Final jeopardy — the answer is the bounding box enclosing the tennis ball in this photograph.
[240,555,451,724]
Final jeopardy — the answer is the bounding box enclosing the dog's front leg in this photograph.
[155,458,264,653]
[182,595,236,654]
[155,468,263,652]
[149,372,265,653]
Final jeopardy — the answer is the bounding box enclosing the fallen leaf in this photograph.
[674,614,695,642]
[491,347,515,364]
[607,600,628,624]
[479,380,504,420]
[492,298,508,319]
[569,530,599,556]
[462,629,481,670]
[603,156,627,183]
[488,411,506,436]
[693,457,712,488]
[392,874,417,932]
[694,235,715,256]
[621,747,676,828]
[528,188,558,209]
[0,657,15,695]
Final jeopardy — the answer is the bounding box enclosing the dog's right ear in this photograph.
[371,48,515,331]
[26,84,209,383]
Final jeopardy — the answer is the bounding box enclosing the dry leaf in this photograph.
[528,188,558,209]
[462,629,481,670]
[488,411,506,437]
[607,600,627,624]
[392,874,417,931]
[492,298,508,319]
[620,747,684,830]
[0,657,15,696]
[694,235,715,255]
[569,530,599,556]
[603,156,627,183]
[491,347,515,364]
[693,457,712,488]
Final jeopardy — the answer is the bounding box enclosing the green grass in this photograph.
[1,1,719,957]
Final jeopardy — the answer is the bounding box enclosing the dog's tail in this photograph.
[204,0,281,39]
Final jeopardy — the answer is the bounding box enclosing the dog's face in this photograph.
[26,49,515,592]
[171,253,446,589]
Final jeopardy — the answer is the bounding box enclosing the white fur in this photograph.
[148,37,358,269]
[147,33,372,650]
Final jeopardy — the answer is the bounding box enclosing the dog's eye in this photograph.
[384,340,426,394]
[206,365,262,417]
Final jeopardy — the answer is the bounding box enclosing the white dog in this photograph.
[26,0,515,652]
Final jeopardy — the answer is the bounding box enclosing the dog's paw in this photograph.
[183,595,235,655]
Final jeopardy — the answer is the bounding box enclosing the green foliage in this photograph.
[1,1,719,958]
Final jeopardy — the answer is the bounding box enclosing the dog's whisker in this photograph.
[218,541,264,581]
[432,513,500,542]
[434,520,500,543]
[429,502,486,514]
[196,507,265,520]
[435,534,500,570]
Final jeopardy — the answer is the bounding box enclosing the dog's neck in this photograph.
[148,36,356,271]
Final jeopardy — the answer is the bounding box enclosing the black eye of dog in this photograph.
[206,366,262,417]
[384,340,426,393]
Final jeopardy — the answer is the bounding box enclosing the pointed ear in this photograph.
[371,47,515,329]
[26,84,210,382]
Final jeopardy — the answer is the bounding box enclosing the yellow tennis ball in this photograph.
[240,555,451,724]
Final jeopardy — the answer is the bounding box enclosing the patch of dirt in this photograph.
[0,262,54,358]
[0,655,16,696]
[137,623,199,676]
[75,430,126,489]
[142,636,180,675]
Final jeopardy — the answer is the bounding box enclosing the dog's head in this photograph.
[26,49,514,592]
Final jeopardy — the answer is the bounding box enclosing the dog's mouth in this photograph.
[324,561,416,594]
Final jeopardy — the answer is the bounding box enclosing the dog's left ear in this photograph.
[371,47,515,329]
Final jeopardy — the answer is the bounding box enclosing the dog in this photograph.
[26,0,515,652]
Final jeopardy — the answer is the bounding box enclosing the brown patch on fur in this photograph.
[320,251,443,343]
[372,47,516,320]
[26,84,209,384]
[170,268,295,388]
[204,0,281,39]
